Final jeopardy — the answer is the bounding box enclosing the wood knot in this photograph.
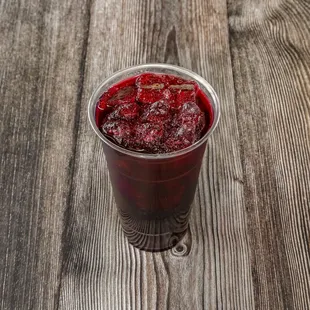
[171,243,188,257]
[170,227,192,257]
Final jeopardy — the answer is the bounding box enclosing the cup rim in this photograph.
[88,63,220,159]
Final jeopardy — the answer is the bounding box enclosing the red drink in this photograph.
[88,64,220,251]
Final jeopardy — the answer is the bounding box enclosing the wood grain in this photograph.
[1,0,309,309]
[57,0,253,309]
[228,0,310,308]
[0,0,91,309]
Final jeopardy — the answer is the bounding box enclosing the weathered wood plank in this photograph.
[0,0,91,309]
[58,0,253,309]
[3,0,308,309]
[228,0,310,308]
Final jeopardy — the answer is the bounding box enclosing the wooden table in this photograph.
[1,0,309,309]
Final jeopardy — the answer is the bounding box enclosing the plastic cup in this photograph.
[88,64,220,251]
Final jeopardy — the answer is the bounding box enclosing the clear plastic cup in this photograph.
[88,64,220,251]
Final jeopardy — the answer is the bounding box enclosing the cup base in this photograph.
[122,226,188,252]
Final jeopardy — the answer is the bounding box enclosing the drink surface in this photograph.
[95,73,213,154]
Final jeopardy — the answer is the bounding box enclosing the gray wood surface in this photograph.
[0,0,90,309]
[0,0,309,309]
